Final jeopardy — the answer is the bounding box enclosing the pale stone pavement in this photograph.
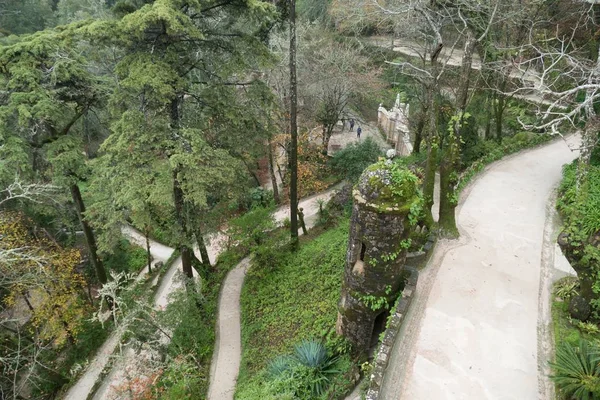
[379,136,579,400]
[365,36,562,109]
[328,119,390,156]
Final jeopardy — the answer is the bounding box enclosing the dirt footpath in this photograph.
[379,136,579,400]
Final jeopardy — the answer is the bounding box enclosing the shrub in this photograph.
[556,277,579,301]
[158,355,207,399]
[329,137,383,183]
[252,232,291,276]
[550,340,600,399]
[243,187,275,211]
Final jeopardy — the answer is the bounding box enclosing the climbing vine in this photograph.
[357,285,392,311]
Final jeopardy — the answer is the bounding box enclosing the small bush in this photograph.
[226,206,276,251]
[556,277,579,301]
[329,137,383,183]
[577,321,600,336]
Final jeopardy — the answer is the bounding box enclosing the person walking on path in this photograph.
[357,126,362,139]
[349,118,355,132]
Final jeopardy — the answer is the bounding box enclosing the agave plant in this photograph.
[550,339,600,400]
[267,339,340,398]
[268,355,295,378]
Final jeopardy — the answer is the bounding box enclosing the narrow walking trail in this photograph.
[379,137,579,399]
[207,187,339,400]
[63,186,339,400]
[364,36,563,109]
[63,227,175,400]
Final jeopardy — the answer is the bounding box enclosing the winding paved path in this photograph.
[63,186,340,400]
[365,35,563,109]
[379,136,579,399]
[207,187,340,400]
[63,227,176,400]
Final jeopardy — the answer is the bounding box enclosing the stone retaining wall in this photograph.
[365,233,436,400]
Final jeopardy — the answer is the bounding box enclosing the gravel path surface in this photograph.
[379,136,579,400]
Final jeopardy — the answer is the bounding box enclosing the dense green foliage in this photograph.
[553,159,600,399]
[102,239,147,274]
[329,137,383,183]
[237,220,353,399]
[0,0,55,35]
[226,206,276,250]
[557,163,600,237]
[555,161,600,319]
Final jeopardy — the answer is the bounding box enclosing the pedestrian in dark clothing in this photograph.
[349,118,355,132]
[357,126,362,139]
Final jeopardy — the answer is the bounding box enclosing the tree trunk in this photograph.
[413,110,426,153]
[145,227,152,274]
[495,93,505,142]
[438,34,476,238]
[70,184,108,284]
[267,138,280,204]
[195,227,211,269]
[484,93,493,140]
[172,170,194,281]
[170,97,195,284]
[322,125,335,155]
[422,89,438,227]
[289,0,299,249]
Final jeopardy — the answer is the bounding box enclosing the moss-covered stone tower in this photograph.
[336,160,420,354]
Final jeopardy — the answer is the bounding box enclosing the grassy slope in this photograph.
[236,220,351,397]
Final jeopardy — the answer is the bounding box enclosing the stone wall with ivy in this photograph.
[365,232,436,400]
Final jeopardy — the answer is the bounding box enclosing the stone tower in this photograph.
[336,160,420,354]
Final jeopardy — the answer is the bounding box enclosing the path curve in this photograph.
[62,227,176,400]
[364,35,563,109]
[63,186,340,400]
[207,186,340,400]
[379,137,579,399]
